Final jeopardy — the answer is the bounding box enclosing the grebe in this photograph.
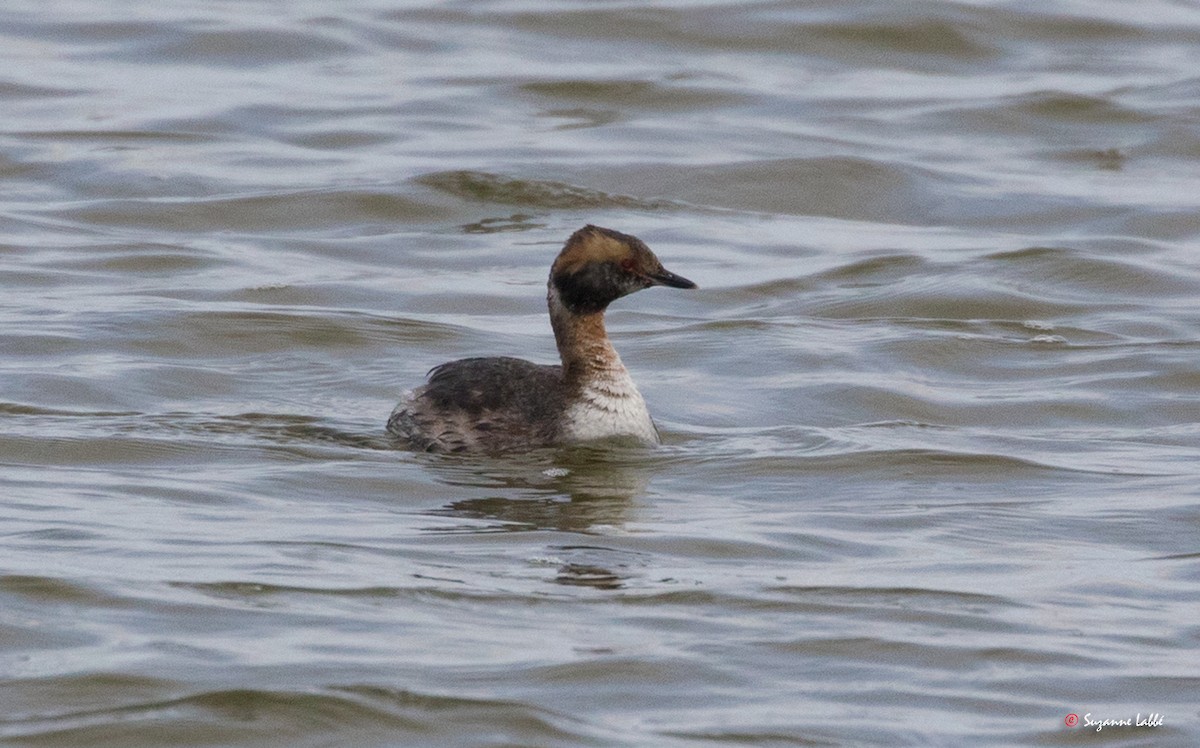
[388,225,697,453]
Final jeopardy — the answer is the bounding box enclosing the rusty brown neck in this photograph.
[547,286,625,386]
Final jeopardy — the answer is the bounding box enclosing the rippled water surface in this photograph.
[3,1,1200,745]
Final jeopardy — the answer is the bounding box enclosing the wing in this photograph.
[388,357,566,453]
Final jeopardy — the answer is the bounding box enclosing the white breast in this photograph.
[559,371,660,445]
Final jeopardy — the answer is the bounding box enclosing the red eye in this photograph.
[620,258,636,273]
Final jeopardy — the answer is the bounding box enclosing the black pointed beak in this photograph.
[649,268,698,289]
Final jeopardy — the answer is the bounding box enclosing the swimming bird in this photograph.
[388,225,697,452]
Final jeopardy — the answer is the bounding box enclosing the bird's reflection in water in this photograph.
[429,494,632,534]
[418,443,667,590]
[554,563,625,590]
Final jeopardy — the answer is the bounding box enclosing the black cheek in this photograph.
[553,265,621,313]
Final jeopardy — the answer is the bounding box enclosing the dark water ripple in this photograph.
[4,0,1200,745]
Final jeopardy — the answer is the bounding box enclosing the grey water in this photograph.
[3,1,1199,745]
